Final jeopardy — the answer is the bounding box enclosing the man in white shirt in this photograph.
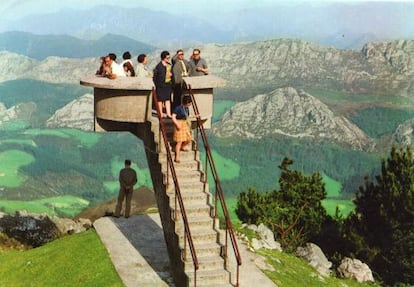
[103,55,125,79]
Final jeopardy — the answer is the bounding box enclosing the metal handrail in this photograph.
[152,87,199,285]
[187,85,242,286]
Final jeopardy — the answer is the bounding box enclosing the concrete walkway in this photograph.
[94,213,276,287]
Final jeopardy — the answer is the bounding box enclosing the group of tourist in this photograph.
[96,51,152,79]
[96,48,208,164]
[151,48,208,163]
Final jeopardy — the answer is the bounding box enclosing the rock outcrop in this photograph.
[0,211,92,248]
[46,93,94,131]
[296,242,332,277]
[244,223,282,251]
[393,118,414,146]
[0,101,36,125]
[337,257,375,283]
[213,87,375,150]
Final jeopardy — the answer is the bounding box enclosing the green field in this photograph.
[0,120,31,131]
[24,128,101,148]
[321,199,355,218]
[321,173,354,217]
[0,149,35,188]
[0,195,89,218]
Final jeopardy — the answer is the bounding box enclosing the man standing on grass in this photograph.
[114,159,137,218]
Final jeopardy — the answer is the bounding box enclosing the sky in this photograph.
[2,0,412,21]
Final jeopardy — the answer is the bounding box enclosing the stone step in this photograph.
[175,170,204,182]
[193,284,233,287]
[184,254,225,272]
[173,202,213,217]
[158,155,201,171]
[166,183,206,194]
[186,269,230,286]
[174,214,216,233]
[178,227,218,246]
[176,181,208,193]
[168,190,211,205]
[191,242,222,258]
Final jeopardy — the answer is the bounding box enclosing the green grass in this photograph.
[0,195,90,218]
[322,199,355,218]
[322,173,341,198]
[0,149,34,187]
[321,173,355,217]
[0,228,378,287]
[258,248,379,287]
[0,229,123,287]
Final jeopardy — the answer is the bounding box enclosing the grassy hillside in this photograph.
[0,229,123,287]
[258,248,380,287]
[0,228,378,287]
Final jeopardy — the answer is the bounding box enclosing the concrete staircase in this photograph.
[147,114,234,287]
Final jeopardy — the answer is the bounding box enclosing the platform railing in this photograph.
[187,86,242,286]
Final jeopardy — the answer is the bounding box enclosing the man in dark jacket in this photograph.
[114,159,138,218]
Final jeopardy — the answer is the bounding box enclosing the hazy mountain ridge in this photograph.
[2,3,414,49]
[0,6,230,48]
[0,31,155,60]
[212,87,375,150]
[0,51,95,84]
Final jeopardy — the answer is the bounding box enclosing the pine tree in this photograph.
[236,157,328,251]
[346,146,414,286]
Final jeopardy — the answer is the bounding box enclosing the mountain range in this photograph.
[0,31,155,60]
[1,36,414,153]
[1,3,414,49]
[1,35,413,100]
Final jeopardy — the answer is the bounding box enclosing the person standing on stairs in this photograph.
[172,96,192,163]
[114,159,138,218]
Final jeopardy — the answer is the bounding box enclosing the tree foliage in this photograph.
[236,157,328,252]
[345,146,414,286]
